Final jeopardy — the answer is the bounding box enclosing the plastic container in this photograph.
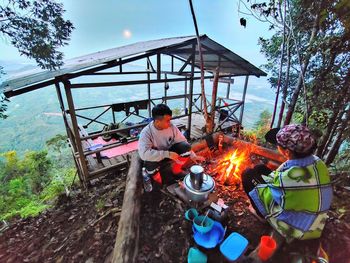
[192,221,225,249]
[185,208,199,222]
[193,215,214,234]
[187,247,207,263]
[142,167,153,192]
[258,236,276,261]
[220,232,249,262]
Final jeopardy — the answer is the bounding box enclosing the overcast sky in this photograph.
[0,0,272,70]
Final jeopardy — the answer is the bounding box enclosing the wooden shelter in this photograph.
[0,35,266,186]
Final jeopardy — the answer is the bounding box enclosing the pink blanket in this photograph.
[92,137,139,158]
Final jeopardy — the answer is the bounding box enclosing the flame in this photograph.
[208,146,252,185]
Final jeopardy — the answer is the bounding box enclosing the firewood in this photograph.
[111,153,143,263]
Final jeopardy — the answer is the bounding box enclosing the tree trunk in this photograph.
[324,109,350,165]
[316,86,349,156]
[284,2,322,125]
[316,106,341,157]
[321,108,346,158]
[112,153,143,263]
[270,0,287,128]
[321,90,350,158]
[277,32,292,128]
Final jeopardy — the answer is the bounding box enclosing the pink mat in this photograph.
[92,137,139,158]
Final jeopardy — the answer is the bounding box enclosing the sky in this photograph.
[0,0,272,70]
[0,0,277,152]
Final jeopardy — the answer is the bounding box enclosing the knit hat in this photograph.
[276,124,316,153]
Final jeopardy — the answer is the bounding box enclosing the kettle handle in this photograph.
[203,173,208,182]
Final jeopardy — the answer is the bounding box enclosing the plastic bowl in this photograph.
[185,208,199,222]
[193,215,214,234]
[192,221,225,249]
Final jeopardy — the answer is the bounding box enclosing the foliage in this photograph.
[242,109,272,144]
[46,134,68,154]
[241,0,350,164]
[0,134,76,221]
[95,198,106,212]
[333,144,350,171]
[172,108,182,116]
[0,93,9,119]
[46,133,73,169]
[0,0,74,69]
[253,109,272,140]
[0,67,9,119]
[0,0,74,119]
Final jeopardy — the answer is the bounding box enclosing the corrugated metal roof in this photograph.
[0,35,266,97]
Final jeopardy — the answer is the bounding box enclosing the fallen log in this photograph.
[112,153,143,263]
[191,132,285,165]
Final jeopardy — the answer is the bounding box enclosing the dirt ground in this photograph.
[0,170,350,263]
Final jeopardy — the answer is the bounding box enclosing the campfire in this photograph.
[207,147,252,186]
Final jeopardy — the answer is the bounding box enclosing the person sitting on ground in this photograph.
[138,104,205,185]
[241,124,333,243]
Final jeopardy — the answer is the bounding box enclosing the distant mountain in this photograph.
[0,61,275,155]
[0,60,37,81]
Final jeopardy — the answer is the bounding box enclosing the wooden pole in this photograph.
[184,79,188,110]
[112,153,143,263]
[226,77,231,99]
[147,59,151,117]
[239,76,249,125]
[186,44,196,140]
[63,80,89,188]
[208,68,219,133]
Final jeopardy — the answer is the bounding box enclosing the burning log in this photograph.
[112,153,142,263]
[192,133,286,186]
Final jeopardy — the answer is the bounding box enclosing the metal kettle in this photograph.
[189,165,207,190]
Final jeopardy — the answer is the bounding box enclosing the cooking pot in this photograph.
[183,172,215,203]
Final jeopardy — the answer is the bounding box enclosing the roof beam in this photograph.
[70,74,232,88]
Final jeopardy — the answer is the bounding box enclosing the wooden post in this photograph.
[157,54,161,80]
[63,80,89,187]
[147,59,151,117]
[238,76,249,136]
[55,81,84,184]
[112,153,143,263]
[184,79,188,109]
[208,68,219,133]
[164,74,168,104]
[226,77,232,99]
[186,44,196,139]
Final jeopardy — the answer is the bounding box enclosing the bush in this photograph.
[0,149,76,221]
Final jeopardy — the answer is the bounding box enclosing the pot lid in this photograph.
[190,165,204,174]
[184,173,215,193]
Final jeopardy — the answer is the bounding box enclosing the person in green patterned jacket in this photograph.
[241,124,333,242]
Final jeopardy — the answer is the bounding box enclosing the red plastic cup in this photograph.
[258,236,277,261]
